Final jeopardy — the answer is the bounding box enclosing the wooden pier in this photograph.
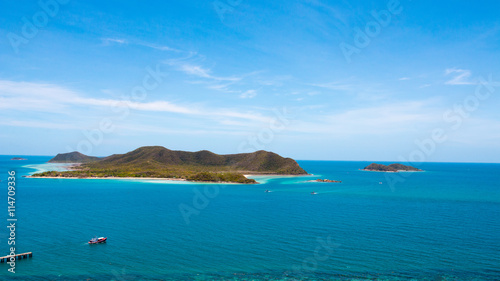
[0,252,32,263]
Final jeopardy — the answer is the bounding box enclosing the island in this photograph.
[363,163,422,172]
[30,146,308,184]
[11,157,27,160]
[310,179,342,183]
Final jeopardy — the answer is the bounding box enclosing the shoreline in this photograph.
[26,176,257,184]
[26,173,312,184]
[27,176,186,181]
[244,173,313,177]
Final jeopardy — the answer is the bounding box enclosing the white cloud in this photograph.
[445,68,475,85]
[0,80,79,113]
[162,54,264,97]
[444,118,500,146]
[310,81,353,91]
[0,119,79,130]
[399,77,410,81]
[256,75,292,87]
[288,100,442,136]
[73,98,199,115]
[0,80,269,124]
[177,63,241,82]
[205,83,240,93]
[102,38,127,45]
[240,90,257,99]
[180,64,212,78]
[137,42,179,52]
[309,79,390,102]
[101,37,179,52]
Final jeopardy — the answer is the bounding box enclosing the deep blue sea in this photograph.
[0,156,499,280]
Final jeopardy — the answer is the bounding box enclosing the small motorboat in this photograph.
[311,192,317,195]
[88,236,107,244]
[265,189,272,193]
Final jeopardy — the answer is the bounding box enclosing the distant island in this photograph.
[363,163,422,172]
[11,157,27,160]
[309,178,342,183]
[30,146,308,184]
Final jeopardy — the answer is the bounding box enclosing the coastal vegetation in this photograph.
[32,146,308,184]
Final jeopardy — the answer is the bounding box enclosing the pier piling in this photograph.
[0,252,32,263]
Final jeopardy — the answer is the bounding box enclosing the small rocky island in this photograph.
[310,179,342,183]
[363,163,422,172]
[30,146,308,184]
[11,157,27,160]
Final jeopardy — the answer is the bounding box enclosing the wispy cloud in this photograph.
[177,63,241,82]
[163,55,265,98]
[310,81,353,91]
[101,37,179,52]
[161,52,269,97]
[240,90,257,99]
[0,80,269,124]
[137,42,179,52]
[101,38,127,45]
[0,80,79,113]
[0,119,79,130]
[288,99,442,136]
[179,64,211,78]
[256,75,293,87]
[113,122,250,136]
[445,68,475,85]
[0,79,193,115]
[308,79,390,102]
[204,83,239,93]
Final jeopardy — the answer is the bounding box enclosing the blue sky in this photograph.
[1,0,500,162]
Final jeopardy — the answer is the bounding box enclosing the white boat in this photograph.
[88,236,107,244]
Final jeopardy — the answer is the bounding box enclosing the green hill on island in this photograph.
[48,151,101,163]
[34,146,308,184]
[363,163,422,172]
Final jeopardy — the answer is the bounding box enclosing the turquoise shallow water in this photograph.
[0,156,499,280]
